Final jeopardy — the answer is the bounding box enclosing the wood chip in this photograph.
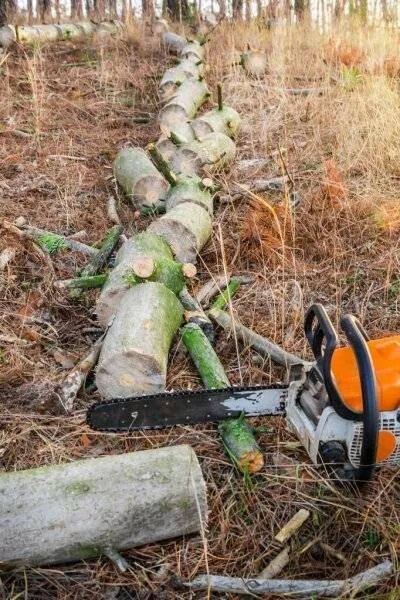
[275,509,310,544]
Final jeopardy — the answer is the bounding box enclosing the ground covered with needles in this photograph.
[1,19,400,599]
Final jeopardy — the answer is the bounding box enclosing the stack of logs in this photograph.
[97,23,264,474]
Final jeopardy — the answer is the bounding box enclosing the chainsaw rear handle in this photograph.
[340,314,379,483]
[304,304,379,482]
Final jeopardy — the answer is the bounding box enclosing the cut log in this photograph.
[159,78,209,128]
[241,49,268,77]
[113,147,168,209]
[172,132,236,176]
[96,282,183,397]
[0,445,207,567]
[219,416,264,473]
[181,40,205,62]
[165,175,214,214]
[0,25,16,48]
[179,58,204,77]
[192,104,241,139]
[147,202,212,264]
[96,232,183,327]
[159,62,202,102]
[155,136,181,163]
[181,323,263,473]
[210,276,242,310]
[162,31,186,55]
[154,19,169,35]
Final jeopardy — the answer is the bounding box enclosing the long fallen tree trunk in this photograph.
[0,445,207,567]
[0,20,122,48]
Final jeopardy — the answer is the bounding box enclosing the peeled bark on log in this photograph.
[191,105,241,140]
[172,132,236,176]
[147,202,212,264]
[0,445,207,567]
[182,561,394,597]
[181,40,205,62]
[241,49,268,77]
[96,232,184,327]
[96,282,183,397]
[159,78,209,128]
[165,175,214,214]
[162,31,186,55]
[113,147,168,209]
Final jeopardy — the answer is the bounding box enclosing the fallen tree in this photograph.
[0,20,122,48]
[0,445,207,567]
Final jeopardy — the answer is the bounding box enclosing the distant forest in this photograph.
[0,0,398,33]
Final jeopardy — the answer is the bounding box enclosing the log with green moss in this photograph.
[70,224,122,298]
[181,323,263,473]
[0,445,207,567]
[57,274,107,290]
[191,85,241,140]
[211,277,242,310]
[96,232,188,327]
[96,282,183,397]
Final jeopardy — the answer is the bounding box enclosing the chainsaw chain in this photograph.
[86,383,288,432]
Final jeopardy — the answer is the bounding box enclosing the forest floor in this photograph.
[1,19,400,599]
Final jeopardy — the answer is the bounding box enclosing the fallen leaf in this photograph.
[80,433,91,448]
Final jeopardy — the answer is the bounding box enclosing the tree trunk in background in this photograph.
[94,0,106,19]
[245,0,251,20]
[85,0,92,18]
[166,0,190,21]
[38,0,52,22]
[27,0,33,23]
[216,0,226,18]
[232,0,243,19]
[71,0,83,18]
[359,0,368,23]
[381,0,390,22]
[108,0,117,18]
[256,0,262,18]
[0,0,7,27]
[143,0,155,19]
[334,0,344,19]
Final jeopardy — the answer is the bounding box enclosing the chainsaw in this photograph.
[87,304,400,482]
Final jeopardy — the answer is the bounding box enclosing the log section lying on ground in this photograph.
[0,20,121,48]
[0,445,207,567]
[113,147,168,209]
[191,85,240,139]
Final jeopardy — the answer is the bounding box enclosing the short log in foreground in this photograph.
[0,445,207,567]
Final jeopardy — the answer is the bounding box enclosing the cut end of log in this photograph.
[131,257,155,279]
[183,263,197,278]
[239,450,265,474]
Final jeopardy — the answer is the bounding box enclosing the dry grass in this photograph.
[1,19,400,599]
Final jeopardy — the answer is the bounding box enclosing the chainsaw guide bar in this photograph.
[87,385,288,432]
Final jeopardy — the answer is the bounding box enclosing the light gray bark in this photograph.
[159,78,209,128]
[113,147,168,209]
[241,49,268,77]
[165,175,213,214]
[191,105,241,139]
[96,233,176,328]
[181,40,204,62]
[172,132,236,176]
[182,561,393,596]
[0,445,207,567]
[96,282,183,397]
[162,31,186,54]
[147,202,212,263]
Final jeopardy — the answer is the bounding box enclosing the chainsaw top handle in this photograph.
[304,304,379,483]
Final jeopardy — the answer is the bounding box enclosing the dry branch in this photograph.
[182,561,393,596]
[275,509,310,543]
[208,308,307,367]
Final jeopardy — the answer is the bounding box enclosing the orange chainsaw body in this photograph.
[331,336,400,462]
